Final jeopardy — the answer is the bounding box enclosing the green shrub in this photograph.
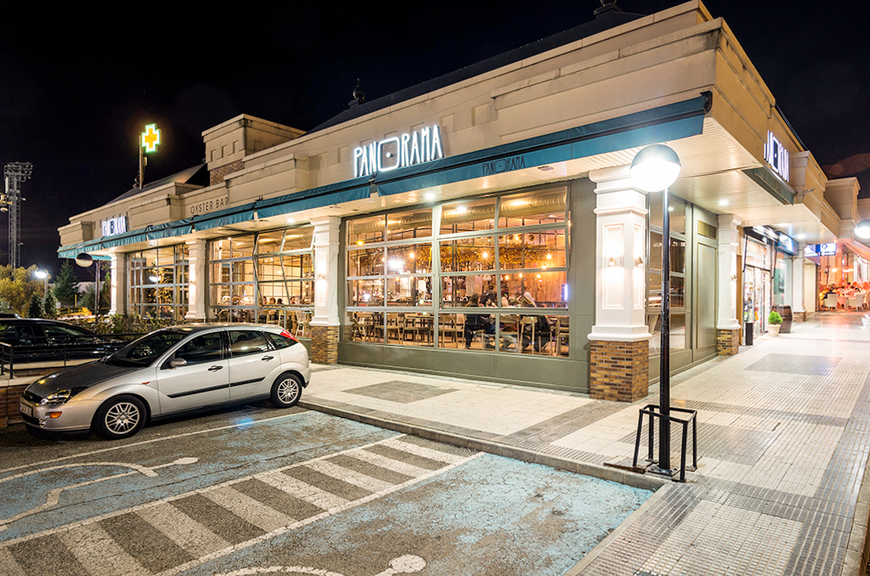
[768,311,783,325]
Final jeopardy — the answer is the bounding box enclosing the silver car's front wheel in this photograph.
[93,395,146,439]
[270,373,302,408]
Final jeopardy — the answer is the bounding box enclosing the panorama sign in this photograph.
[353,125,444,178]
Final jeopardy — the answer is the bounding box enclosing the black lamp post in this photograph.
[630,144,682,474]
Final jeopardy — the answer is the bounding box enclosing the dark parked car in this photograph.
[0,319,124,362]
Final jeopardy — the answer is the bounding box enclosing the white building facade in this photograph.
[58,1,856,400]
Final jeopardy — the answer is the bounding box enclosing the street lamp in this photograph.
[855,220,870,240]
[630,144,682,475]
[34,269,48,295]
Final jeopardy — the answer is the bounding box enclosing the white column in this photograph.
[717,214,742,330]
[185,239,208,322]
[311,217,341,327]
[791,246,806,316]
[108,252,126,316]
[587,166,651,342]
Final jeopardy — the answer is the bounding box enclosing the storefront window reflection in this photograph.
[346,185,570,357]
[128,245,189,321]
[648,220,688,352]
[208,227,314,336]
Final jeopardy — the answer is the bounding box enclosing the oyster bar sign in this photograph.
[353,125,444,178]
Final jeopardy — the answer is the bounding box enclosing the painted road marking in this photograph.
[202,486,294,533]
[0,457,198,531]
[379,437,467,464]
[211,554,427,576]
[0,412,306,477]
[57,522,150,576]
[0,435,480,576]
[135,502,231,557]
[256,470,352,510]
[305,459,394,493]
[350,447,436,477]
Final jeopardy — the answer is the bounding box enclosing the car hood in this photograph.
[27,361,143,396]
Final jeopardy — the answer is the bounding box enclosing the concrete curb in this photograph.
[299,399,667,493]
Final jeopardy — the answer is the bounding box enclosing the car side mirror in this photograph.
[168,358,188,369]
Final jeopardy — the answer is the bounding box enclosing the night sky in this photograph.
[1,1,868,278]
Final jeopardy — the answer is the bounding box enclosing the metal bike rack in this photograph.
[633,404,698,483]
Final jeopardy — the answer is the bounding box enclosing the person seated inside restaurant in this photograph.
[519,294,551,352]
[464,293,490,348]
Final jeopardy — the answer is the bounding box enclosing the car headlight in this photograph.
[39,387,87,406]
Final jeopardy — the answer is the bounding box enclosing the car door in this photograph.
[155,331,230,414]
[227,329,279,401]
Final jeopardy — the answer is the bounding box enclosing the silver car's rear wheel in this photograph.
[271,373,302,408]
[93,395,146,439]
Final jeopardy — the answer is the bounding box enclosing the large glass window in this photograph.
[346,185,570,356]
[208,227,314,336]
[647,194,688,353]
[128,245,189,321]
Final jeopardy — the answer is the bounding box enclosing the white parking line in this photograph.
[202,486,294,533]
[305,459,393,493]
[57,522,149,576]
[135,503,230,557]
[255,471,350,511]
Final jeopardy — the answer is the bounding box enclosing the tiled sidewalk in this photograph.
[302,312,870,576]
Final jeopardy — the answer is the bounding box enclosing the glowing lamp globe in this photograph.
[630,144,682,192]
[856,220,870,240]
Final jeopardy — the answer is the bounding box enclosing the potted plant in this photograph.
[768,311,783,336]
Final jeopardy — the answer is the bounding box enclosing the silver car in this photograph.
[18,323,311,439]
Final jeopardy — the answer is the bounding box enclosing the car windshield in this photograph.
[106,330,188,367]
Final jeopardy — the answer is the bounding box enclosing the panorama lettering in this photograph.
[482,155,526,176]
[353,125,444,178]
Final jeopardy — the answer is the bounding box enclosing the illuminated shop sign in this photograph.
[101,216,127,237]
[818,242,837,257]
[141,124,161,153]
[777,232,797,255]
[764,131,789,182]
[353,125,444,178]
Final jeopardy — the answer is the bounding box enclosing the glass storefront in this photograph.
[743,234,772,335]
[208,227,314,335]
[345,185,570,356]
[128,245,189,321]
[647,192,687,354]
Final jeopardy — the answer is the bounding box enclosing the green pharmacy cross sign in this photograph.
[141,124,161,153]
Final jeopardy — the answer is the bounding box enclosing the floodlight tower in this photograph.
[3,162,33,268]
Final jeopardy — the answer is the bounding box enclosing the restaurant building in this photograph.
[57,0,861,401]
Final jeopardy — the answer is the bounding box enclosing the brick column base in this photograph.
[716,328,740,356]
[1,384,27,428]
[793,311,807,322]
[309,325,339,364]
[589,340,649,402]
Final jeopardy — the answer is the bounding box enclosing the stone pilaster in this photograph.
[109,252,126,316]
[1,384,27,429]
[310,217,341,365]
[590,340,650,402]
[716,328,740,356]
[716,214,742,354]
[587,166,652,401]
[791,247,806,321]
[185,240,208,322]
[310,325,339,364]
